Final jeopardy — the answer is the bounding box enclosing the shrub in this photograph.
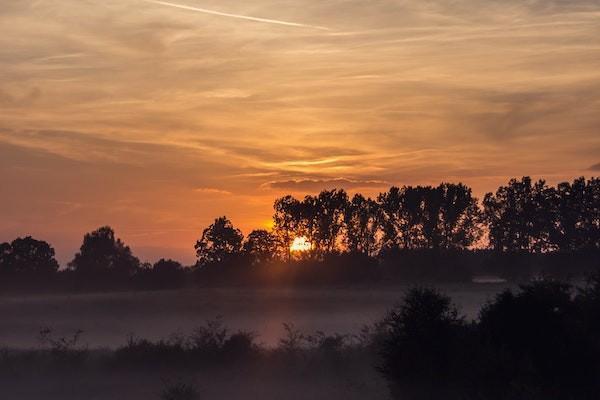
[38,327,88,365]
[221,331,256,360]
[160,380,199,400]
[377,288,466,399]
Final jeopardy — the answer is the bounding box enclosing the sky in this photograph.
[1,0,599,265]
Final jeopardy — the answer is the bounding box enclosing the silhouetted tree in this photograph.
[344,194,380,255]
[303,189,348,254]
[378,186,416,250]
[68,226,139,275]
[195,217,243,266]
[0,236,59,276]
[243,229,278,264]
[478,280,595,398]
[133,258,186,290]
[379,287,465,399]
[379,184,481,251]
[483,177,558,253]
[154,258,185,279]
[575,271,600,339]
[0,241,13,273]
[273,196,303,260]
[554,177,600,251]
[434,183,482,249]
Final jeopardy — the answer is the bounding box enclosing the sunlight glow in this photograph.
[290,236,312,252]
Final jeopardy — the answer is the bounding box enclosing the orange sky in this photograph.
[1,0,599,265]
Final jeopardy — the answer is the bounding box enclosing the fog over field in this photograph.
[0,284,510,349]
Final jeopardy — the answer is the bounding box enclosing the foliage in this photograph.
[195,217,244,266]
[115,317,257,367]
[483,177,599,253]
[0,236,59,276]
[134,259,187,290]
[377,280,600,399]
[378,183,482,250]
[160,380,199,400]
[68,226,139,275]
[377,288,465,398]
[38,327,88,365]
[344,194,380,256]
[1,176,598,288]
[243,229,278,264]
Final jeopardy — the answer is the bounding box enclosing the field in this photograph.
[0,284,515,399]
[0,284,511,349]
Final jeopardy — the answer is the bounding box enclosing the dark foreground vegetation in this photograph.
[1,276,600,399]
[1,176,598,292]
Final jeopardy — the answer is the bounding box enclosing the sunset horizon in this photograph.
[1,2,600,399]
[3,1,599,265]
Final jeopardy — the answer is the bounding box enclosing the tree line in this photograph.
[0,176,598,289]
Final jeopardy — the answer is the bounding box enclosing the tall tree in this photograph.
[304,189,348,253]
[483,177,558,253]
[379,184,481,251]
[243,229,278,264]
[378,186,428,249]
[344,194,380,255]
[195,217,244,266]
[378,187,412,250]
[434,183,482,249]
[273,195,303,260]
[69,226,139,275]
[554,177,600,251]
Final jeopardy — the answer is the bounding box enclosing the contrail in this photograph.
[143,0,330,30]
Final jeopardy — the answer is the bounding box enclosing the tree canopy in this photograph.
[0,236,59,276]
[68,226,139,275]
[195,217,244,266]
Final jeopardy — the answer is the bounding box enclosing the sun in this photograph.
[290,236,312,252]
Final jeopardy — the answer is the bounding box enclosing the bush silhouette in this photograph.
[160,380,199,400]
[378,287,466,399]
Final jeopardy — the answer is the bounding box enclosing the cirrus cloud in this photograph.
[264,178,390,192]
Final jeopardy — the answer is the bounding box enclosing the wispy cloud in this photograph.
[194,187,233,196]
[264,178,390,192]
[142,0,330,30]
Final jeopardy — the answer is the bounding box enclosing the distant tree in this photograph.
[431,183,482,249]
[379,184,481,251]
[554,178,586,251]
[0,242,11,273]
[273,196,303,260]
[584,177,600,249]
[483,177,558,253]
[378,187,405,250]
[195,217,243,266]
[378,186,427,250]
[153,259,186,287]
[304,189,348,254]
[68,226,139,275]
[0,237,59,275]
[554,177,600,251]
[344,194,380,255]
[243,229,278,264]
[153,258,184,274]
